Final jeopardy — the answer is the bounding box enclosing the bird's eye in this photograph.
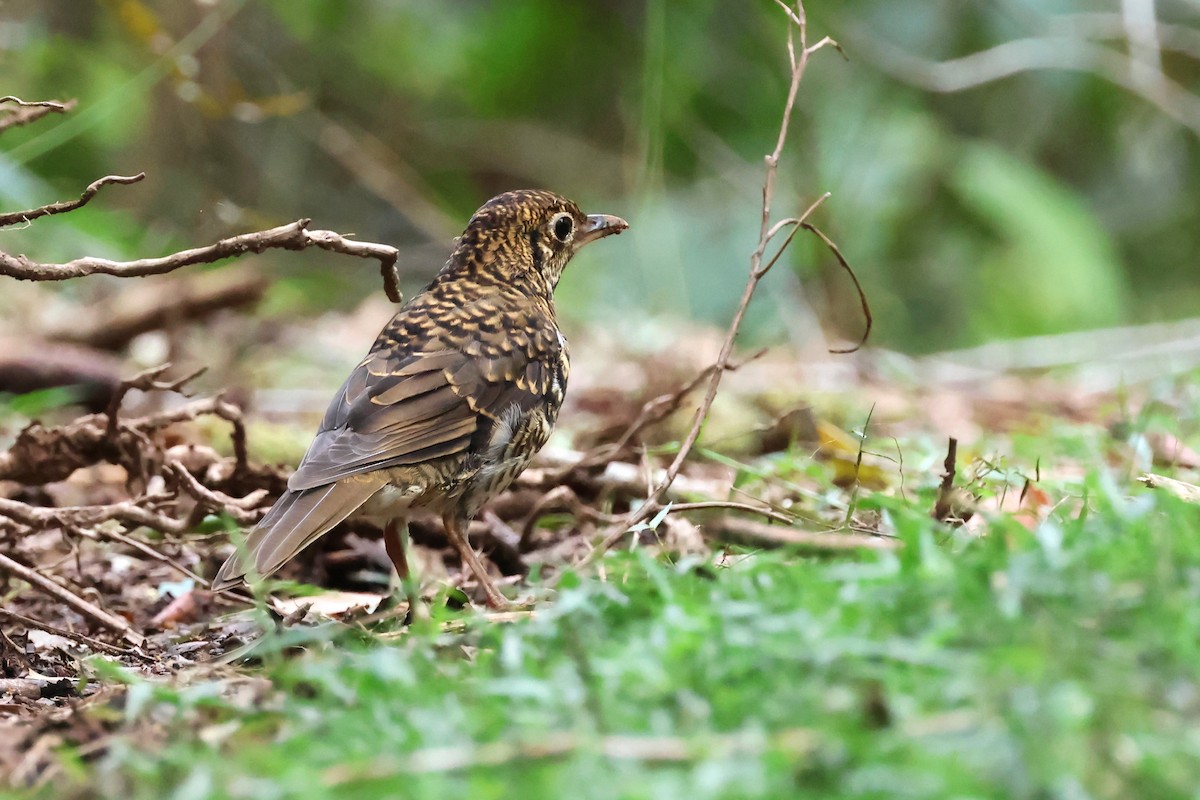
[552,214,574,243]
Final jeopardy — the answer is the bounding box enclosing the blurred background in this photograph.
[1,0,1199,402]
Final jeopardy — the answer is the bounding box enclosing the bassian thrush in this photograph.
[212,190,628,608]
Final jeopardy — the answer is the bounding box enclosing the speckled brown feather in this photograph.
[213,190,627,594]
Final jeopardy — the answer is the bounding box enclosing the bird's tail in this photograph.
[211,476,386,592]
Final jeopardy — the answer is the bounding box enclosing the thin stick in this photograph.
[661,501,793,524]
[0,96,69,110]
[842,403,875,528]
[0,96,76,135]
[713,516,898,552]
[582,0,839,564]
[892,436,908,503]
[166,460,265,524]
[77,523,207,586]
[858,31,1200,139]
[932,437,960,523]
[0,552,143,646]
[561,348,766,475]
[0,216,404,303]
[106,362,206,440]
[0,174,145,228]
[801,222,872,353]
[0,607,134,657]
[0,393,251,487]
[0,495,188,535]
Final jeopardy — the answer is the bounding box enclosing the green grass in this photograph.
[27,467,1200,799]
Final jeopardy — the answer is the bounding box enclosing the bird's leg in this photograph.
[442,513,509,609]
[383,519,410,579]
[383,519,427,622]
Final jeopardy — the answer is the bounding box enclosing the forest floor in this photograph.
[2,301,1199,799]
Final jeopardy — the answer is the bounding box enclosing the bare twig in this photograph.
[582,1,840,563]
[892,436,908,503]
[0,607,135,657]
[166,461,265,524]
[934,437,959,520]
[199,395,251,479]
[665,501,793,524]
[0,376,266,565]
[856,29,1200,140]
[0,394,248,486]
[106,362,206,440]
[1057,12,1200,62]
[0,174,145,228]
[843,403,875,527]
[593,366,717,465]
[0,216,404,303]
[712,516,898,552]
[760,215,872,353]
[0,96,77,135]
[932,437,975,525]
[0,552,143,646]
[517,484,791,544]
[564,349,766,476]
[77,522,207,585]
[520,451,733,506]
[0,96,69,111]
[801,222,872,353]
[0,496,188,535]
[519,485,617,542]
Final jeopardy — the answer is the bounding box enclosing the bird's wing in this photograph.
[287,293,565,492]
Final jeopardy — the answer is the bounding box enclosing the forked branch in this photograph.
[583,0,852,563]
[0,113,405,302]
[0,173,146,228]
[0,216,405,303]
[0,96,77,135]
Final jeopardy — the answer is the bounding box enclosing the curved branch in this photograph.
[0,551,144,646]
[0,217,404,303]
[0,173,145,228]
[0,96,77,135]
[801,222,872,353]
[855,31,1200,140]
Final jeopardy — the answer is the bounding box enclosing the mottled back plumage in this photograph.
[213,190,628,605]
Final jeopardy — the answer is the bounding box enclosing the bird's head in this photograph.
[450,189,628,292]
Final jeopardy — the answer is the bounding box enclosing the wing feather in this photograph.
[285,289,565,494]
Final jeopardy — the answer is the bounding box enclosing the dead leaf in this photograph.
[815,420,889,489]
[1013,480,1053,530]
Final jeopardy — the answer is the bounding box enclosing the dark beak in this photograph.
[576,213,629,246]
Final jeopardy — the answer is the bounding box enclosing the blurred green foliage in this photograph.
[2,0,1199,352]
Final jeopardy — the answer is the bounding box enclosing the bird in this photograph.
[212,190,628,609]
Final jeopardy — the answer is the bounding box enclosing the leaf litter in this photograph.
[1,296,1197,789]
